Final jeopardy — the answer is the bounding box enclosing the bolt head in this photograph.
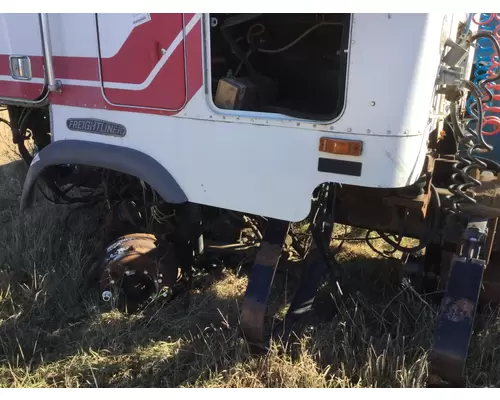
[102,291,112,302]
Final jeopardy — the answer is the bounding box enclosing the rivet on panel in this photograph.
[404,130,409,134]
[297,122,300,127]
[370,101,376,106]
[387,130,391,134]
[347,128,352,133]
[330,126,334,130]
[366,129,371,133]
[313,124,317,128]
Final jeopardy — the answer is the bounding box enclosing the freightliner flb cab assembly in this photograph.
[2,12,500,387]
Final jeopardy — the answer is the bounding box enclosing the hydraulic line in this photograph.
[467,14,500,135]
[379,15,500,253]
[446,15,500,219]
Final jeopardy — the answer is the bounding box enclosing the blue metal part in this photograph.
[429,257,485,386]
[240,219,290,345]
[240,183,338,349]
[428,218,488,387]
[274,184,338,345]
[273,246,329,345]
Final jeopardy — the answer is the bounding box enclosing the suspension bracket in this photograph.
[240,218,290,347]
[428,218,488,387]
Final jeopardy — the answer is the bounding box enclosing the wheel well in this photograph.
[20,140,188,210]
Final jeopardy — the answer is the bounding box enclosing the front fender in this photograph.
[21,140,188,210]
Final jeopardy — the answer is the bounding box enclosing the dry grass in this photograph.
[1,115,500,388]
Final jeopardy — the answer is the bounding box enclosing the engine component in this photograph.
[99,233,181,312]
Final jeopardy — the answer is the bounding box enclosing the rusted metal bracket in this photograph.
[240,219,290,346]
[384,154,436,219]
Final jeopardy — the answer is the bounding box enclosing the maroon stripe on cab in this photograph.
[0,15,204,115]
[49,19,204,116]
[0,13,198,83]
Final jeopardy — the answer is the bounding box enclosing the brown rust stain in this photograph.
[442,297,475,322]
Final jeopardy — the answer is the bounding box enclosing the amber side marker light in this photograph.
[319,137,363,157]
